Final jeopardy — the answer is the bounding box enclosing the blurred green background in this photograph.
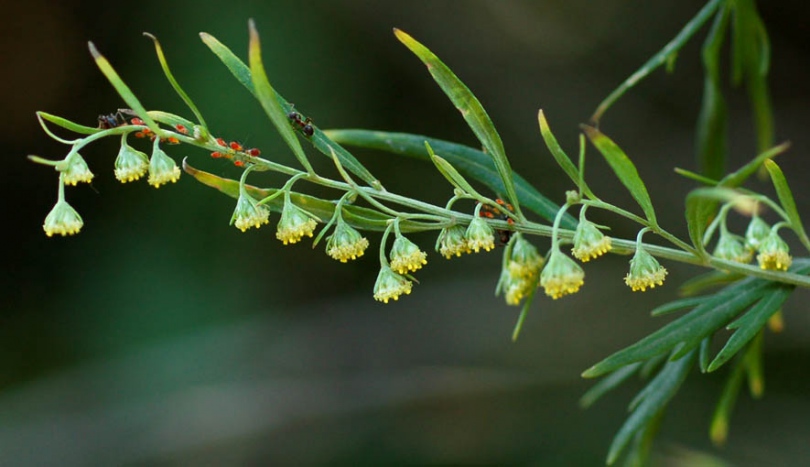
[3,0,810,465]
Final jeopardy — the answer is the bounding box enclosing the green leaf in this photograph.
[582,278,770,378]
[684,187,742,255]
[649,296,704,317]
[394,28,522,218]
[424,142,483,200]
[247,20,313,175]
[678,270,743,296]
[731,0,774,153]
[674,167,720,186]
[200,29,381,189]
[590,0,724,124]
[581,125,657,226]
[699,336,712,373]
[709,354,745,446]
[764,159,810,252]
[199,32,255,96]
[144,33,208,128]
[718,141,789,188]
[87,42,160,135]
[707,286,790,372]
[579,363,641,409]
[37,111,99,135]
[324,129,576,228]
[606,350,695,465]
[181,159,428,233]
[696,5,730,180]
[537,110,595,198]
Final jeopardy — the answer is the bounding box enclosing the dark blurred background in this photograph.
[3,0,810,465]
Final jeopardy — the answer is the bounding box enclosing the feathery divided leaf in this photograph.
[606,350,696,465]
[394,28,522,218]
[707,286,790,371]
[582,277,771,378]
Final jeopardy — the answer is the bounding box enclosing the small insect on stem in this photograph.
[479,198,516,245]
[97,110,128,129]
[287,104,315,137]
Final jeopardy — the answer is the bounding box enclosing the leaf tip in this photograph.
[87,41,100,59]
[581,366,600,379]
[143,32,157,41]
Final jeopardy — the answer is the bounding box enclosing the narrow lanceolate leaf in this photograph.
[582,277,769,378]
[606,350,695,465]
[685,187,741,254]
[144,33,208,128]
[764,159,810,252]
[579,363,641,409]
[87,42,160,134]
[200,32,255,96]
[324,129,576,228]
[719,141,789,188]
[581,125,657,226]
[425,143,484,200]
[709,354,745,446]
[696,5,730,180]
[394,28,522,219]
[590,0,724,124]
[37,111,99,135]
[707,285,791,372]
[200,30,380,189]
[248,20,313,174]
[649,296,705,317]
[538,110,595,198]
[182,159,428,233]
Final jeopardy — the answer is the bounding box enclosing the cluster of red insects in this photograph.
[97,106,317,168]
[479,198,516,245]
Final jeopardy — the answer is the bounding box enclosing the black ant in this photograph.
[286,105,314,137]
[97,110,128,129]
[479,198,516,245]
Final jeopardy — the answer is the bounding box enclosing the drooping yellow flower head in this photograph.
[571,220,611,262]
[389,236,427,274]
[744,215,770,252]
[276,199,318,245]
[231,191,270,232]
[624,247,667,292]
[147,142,181,188]
[373,265,413,303]
[114,138,149,183]
[326,218,369,262]
[43,199,83,237]
[436,225,470,259]
[507,233,544,279]
[756,230,791,271]
[465,217,496,253]
[540,249,585,299]
[712,231,752,264]
[62,153,94,186]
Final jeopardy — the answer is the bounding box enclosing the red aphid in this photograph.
[215,137,227,147]
[245,148,261,157]
[175,124,189,134]
[233,160,246,167]
[229,141,243,152]
[211,151,223,159]
[130,117,145,126]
